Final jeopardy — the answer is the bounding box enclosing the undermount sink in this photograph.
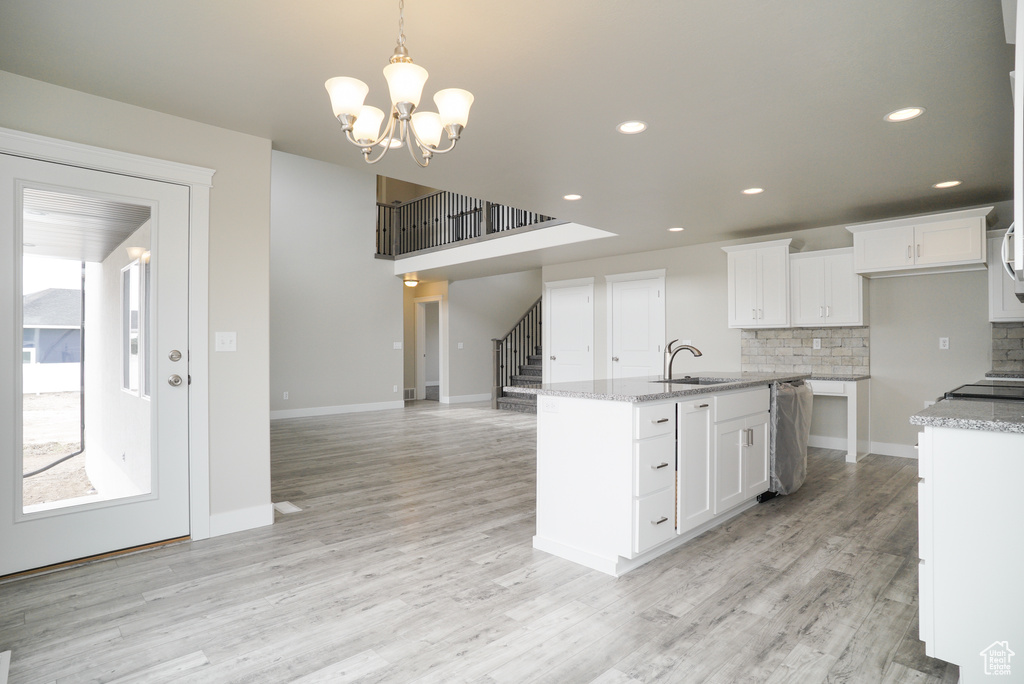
[652,377,731,385]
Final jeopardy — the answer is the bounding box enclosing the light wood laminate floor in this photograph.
[0,401,957,683]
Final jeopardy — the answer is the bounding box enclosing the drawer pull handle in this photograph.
[696,403,709,408]
[652,462,670,470]
[651,516,669,525]
[653,418,670,424]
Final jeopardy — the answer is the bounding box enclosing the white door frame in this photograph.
[543,277,595,383]
[414,295,446,402]
[0,126,215,541]
[605,269,666,379]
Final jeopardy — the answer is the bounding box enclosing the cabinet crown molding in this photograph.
[845,206,994,234]
[722,238,793,253]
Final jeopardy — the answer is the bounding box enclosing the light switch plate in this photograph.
[813,338,821,350]
[393,342,402,350]
[215,332,236,352]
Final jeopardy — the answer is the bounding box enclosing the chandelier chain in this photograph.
[397,0,406,48]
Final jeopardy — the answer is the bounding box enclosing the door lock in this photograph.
[168,349,182,362]
[168,374,183,387]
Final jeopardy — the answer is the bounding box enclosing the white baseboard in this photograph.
[441,393,491,405]
[869,441,918,459]
[1,650,10,684]
[426,381,439,387]
[270,400,404,420]
[808,435,847,451]
[209,503,274,537]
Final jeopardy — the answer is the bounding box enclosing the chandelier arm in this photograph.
[405,120,457,156]
[355,115,401,165]
[406,135,431,167]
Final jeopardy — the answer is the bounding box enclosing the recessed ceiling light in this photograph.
[668,226,685,232]
[617,120,647,134]
[932,180,961,189]
[563,194,582,201]
[884,107,925,123]
[742,187,764,195]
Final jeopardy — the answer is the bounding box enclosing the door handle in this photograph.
[652,462,670,470]
[612,356,619,362]
[550,355,556,360]
[168,374,183,387]
[651,516,669,525]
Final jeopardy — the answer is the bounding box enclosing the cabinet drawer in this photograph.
[715,387,769,422]
[807,379,846,395]
[634,488,676,555]
[636,403,675,439]
[635,434,675,497]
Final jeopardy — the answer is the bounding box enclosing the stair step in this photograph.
[511,375,543,386]
[518,365,543,376]
[528,355,543,364]
[496,396,537,414]
[503,387,538,398]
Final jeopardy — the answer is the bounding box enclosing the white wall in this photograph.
[269,151,404,417]
[447,270,543,400]
[542,215,1004,454]
[0,70,273,528]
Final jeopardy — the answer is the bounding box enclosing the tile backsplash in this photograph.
[741,327,870,376]
[992,322,1024,372]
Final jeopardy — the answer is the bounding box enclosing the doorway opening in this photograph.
[414,295,445,403]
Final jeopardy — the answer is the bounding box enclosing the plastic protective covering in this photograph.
[770,381,813,495]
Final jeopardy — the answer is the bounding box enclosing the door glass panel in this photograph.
[21,187,153,514]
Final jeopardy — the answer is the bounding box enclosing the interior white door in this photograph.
[546,282,594,384]
[0,154,190,576]
[610,277,665,379]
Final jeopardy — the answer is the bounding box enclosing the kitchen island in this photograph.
[910,392,1024,683]
[525,372,809,576]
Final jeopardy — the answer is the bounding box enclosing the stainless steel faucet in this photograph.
[664,339,702,379]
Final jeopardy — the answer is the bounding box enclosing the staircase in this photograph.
[496,350,542,414]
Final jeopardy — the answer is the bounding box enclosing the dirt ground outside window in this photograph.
[22,391,95,506]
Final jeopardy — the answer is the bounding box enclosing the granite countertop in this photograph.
[985,370,1024,379]
[809,374,871,382]
[524,372,811,403]
[910,399,1024,434]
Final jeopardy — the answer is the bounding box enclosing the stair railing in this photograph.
[492,296,542,409]
[377,191,555,258]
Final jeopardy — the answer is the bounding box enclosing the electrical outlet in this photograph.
[283,391,289,400]
[393,341,402,350]
[939,337,949,350]
[924,400,935,408]
[813,338,821,350]
[457,342,464,349]
[681,339,692,346]
[393,385,398,393]
[215,331,237,352]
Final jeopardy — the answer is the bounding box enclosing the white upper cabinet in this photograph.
[989,232,1024,321]
[723,239,792,328]
[847,207,993,277]
[790,248,866,327]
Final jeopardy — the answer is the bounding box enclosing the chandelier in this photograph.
[325,0,474,168]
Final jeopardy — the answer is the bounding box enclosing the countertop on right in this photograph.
[910,398,1024,434]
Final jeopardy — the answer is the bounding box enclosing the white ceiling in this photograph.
[0,1,1015,273]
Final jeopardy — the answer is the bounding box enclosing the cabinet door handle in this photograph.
[819,305,824,318]
[758,308,763,319]
[651,516,669,525]
[652,462,670,470]
[916,244,921,258]
[752,307,756,319]
[907,245,912,260]
[653,418,670,424]
[825,305,830,318]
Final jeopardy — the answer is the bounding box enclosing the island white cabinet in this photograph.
[723,239,792,328]
[535,384,772,576]
[988,232,1024,321]
[847,207,992,277]
[676,399,713,533]
[713,388,769,512]
[789,248,866,327]
[916,425,1024,683]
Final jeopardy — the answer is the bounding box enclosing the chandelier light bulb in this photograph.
[383,61,429,108]
[412,111,443,148]
[434,88,474,129]
[352,105,386,144]
[325,77,369,119]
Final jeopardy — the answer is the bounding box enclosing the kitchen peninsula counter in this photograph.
[524,371,811,403]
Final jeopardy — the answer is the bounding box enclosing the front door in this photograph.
[0,153,191,576]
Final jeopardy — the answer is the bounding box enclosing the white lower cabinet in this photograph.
[713,412,769,513]
[677,399,713,534]
[916,425,1024,682]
